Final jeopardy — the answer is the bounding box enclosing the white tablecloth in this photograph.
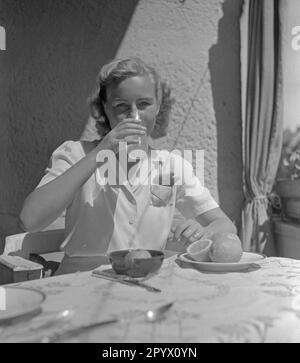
[1,255,300,342]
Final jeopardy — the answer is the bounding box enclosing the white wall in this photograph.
[117,0,244,223]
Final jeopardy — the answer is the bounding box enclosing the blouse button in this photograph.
[129,217,136,225]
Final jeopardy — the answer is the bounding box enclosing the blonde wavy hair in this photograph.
[88,57,174,139]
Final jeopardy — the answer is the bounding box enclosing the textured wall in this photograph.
[0,0,138,250]
[117,0,244,223]
[0,0,244,251]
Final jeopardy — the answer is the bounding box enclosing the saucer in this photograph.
[0,287,45,325]
[178,252,266,272]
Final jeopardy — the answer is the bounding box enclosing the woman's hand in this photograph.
[168,219,204,247]
[97,118,147,152]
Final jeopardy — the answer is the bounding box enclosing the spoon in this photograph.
[145,302,174,323]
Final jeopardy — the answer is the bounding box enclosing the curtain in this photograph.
[240,0,284,253]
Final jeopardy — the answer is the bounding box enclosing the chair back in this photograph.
[3,229,65,259]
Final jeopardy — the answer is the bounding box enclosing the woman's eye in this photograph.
[114,104,129,112]
[138,101,151,109]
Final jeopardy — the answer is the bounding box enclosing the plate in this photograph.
[0,287,45,325]
[177,252,266,272]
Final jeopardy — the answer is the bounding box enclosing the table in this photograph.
[1,254,300,343]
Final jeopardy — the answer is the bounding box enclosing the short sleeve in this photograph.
[36,140,84,188]
[175,157,219,219]
[80,116,101,142]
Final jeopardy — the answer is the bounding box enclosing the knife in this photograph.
[92,271,161,293]
[41,318,119,343]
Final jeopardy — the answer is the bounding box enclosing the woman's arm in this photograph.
[195,207,237,239]
[19,144,101,232]
[20,118,146,232]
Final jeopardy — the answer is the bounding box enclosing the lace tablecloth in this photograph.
[1,255,300,343]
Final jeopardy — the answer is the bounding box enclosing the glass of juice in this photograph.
[125,111,148,159]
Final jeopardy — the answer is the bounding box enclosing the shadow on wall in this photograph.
[208,0,244,226]
[0,0,139,252]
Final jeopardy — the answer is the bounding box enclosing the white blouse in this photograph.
[36,140,219,257]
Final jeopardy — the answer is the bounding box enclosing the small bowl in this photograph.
[186,239,213,262]
[108,249,164,277]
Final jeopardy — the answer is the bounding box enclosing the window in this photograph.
[277,0,300,180]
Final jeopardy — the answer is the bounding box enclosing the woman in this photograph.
[20,57,236,274]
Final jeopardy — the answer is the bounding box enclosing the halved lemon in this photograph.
[186,239,213,262]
